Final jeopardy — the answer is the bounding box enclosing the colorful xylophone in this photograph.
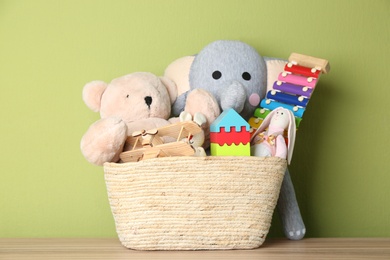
[248,53,330,137]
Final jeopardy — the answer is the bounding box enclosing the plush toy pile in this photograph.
[80,40,313,241]
[80,72,177,165]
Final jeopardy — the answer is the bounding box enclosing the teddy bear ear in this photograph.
[160,76,178,105]
[82,80,108,112]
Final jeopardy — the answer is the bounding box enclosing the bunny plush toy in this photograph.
[250,107,296,164]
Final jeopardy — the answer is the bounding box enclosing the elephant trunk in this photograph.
[220,81,246,113]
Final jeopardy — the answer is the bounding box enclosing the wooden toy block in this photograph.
[210,108,251,156]
[210,143,250,156]
[289,52,330,74]
[273,81,313,97]
[266,90,309,107]
[210,126,250,146]
[284,62,321,78]
[253,108,271,119]
[278,72,317,88]
[260,99,305,118]
[210,108,250,133]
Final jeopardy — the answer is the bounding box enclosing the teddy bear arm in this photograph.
[80,117,128,165]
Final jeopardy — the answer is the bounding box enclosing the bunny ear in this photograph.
[287,110,297,164]
[250,108,280,142]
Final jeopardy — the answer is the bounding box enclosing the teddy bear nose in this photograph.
[144,96,152,108]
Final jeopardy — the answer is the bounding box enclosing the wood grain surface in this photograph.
[1,238,390,259]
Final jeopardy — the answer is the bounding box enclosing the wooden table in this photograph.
[1,238,389,259]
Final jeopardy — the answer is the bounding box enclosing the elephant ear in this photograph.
[163,56,195,97]
[264,57,287,92]
[82,80,108,112]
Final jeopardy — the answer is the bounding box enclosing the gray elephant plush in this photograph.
[166,40,306,240]
[172,40,266,122]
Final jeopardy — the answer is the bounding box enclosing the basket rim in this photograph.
[104,156,287,168]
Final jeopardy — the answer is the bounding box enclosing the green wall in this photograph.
[1,0,389,238]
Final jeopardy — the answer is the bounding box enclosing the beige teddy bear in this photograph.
[80,72,177,165]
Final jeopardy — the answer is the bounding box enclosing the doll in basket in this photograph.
[250,107,296,165]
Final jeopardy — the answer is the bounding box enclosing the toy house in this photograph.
[210,108,250,156]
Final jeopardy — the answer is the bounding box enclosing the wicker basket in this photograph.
[103,156,287,250]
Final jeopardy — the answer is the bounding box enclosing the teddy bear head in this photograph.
[82,72,177,123]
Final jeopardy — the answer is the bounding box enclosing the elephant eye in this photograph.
[242,72,251,81]
[212,70,222,80]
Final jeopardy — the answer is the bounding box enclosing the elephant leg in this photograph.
[277,167,306,240]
